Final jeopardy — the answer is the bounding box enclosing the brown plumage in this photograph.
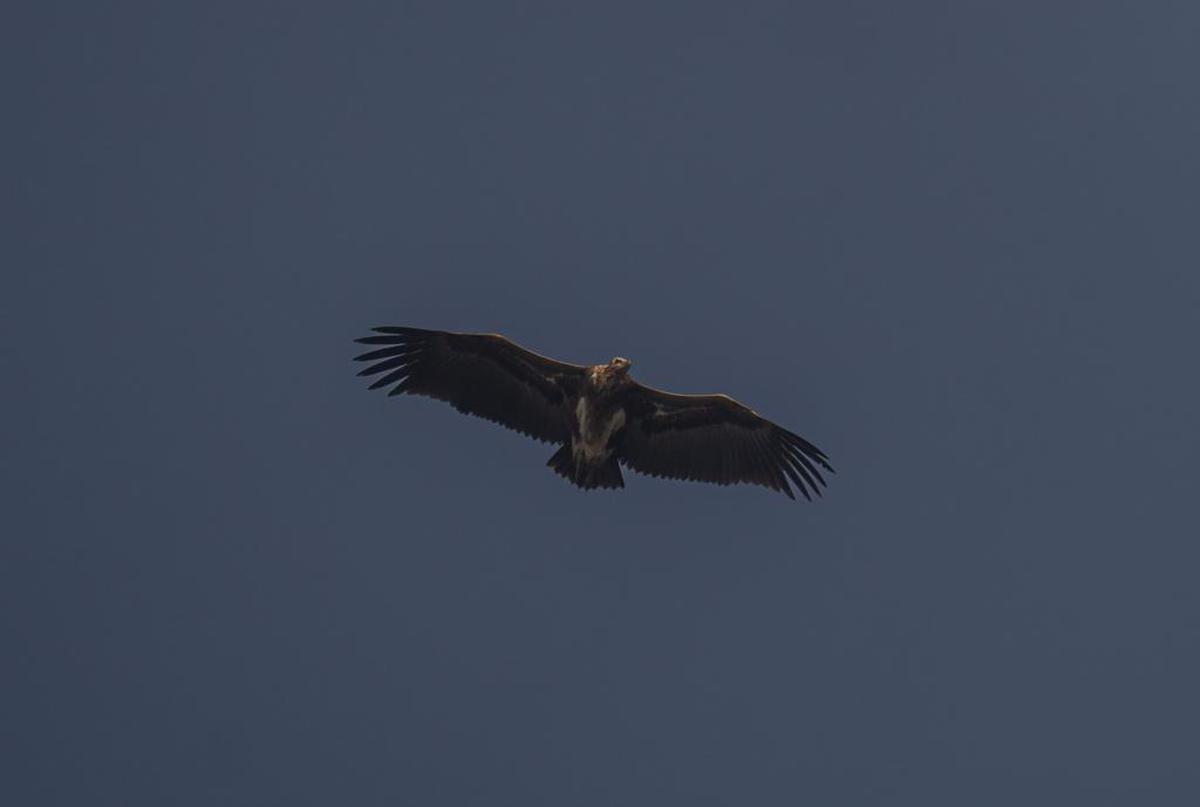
[353,326,834,499]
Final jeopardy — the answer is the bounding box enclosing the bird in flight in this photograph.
[353,327,833,499]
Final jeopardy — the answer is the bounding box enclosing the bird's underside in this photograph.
[353,326,834,499]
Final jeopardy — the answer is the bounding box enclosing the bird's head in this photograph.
[588,357,633,390]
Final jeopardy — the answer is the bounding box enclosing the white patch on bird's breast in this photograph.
[573,397,626,462]
[575,397,591,436]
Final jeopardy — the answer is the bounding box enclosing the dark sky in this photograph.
[7,2,1200,804]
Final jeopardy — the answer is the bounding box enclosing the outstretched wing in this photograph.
[353,327,586,443]
[618,385,834,500]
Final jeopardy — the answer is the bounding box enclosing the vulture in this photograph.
[353,327,834,499]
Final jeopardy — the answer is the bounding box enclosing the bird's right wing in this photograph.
[618,385,833,500]
[353,327,586,444]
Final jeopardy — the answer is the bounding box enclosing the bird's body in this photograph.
[543,360,632,490]
[354,327,833,499]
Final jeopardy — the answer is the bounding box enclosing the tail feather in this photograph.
[547,444,624,490]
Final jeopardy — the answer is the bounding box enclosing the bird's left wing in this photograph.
[354,327,586,443]
[618,385,834,500]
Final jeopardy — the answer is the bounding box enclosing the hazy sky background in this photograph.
[6,2,1200,804]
